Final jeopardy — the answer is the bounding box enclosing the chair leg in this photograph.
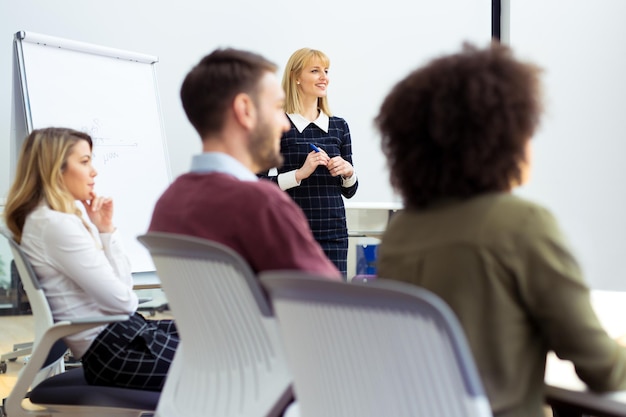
[0,398,6,417]
[0,342,33,373]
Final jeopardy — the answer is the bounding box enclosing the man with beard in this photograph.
[149,48,340,278]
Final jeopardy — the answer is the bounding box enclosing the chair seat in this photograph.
[29,368,160,410]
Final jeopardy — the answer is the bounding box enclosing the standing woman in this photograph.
[262,48,358,277]
[3,127,178,391]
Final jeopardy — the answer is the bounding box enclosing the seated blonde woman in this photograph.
[4,127,178,391]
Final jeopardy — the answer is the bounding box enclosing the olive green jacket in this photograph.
[378,192,626,417]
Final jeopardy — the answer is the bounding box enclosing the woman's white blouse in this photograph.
[20,204,138,358]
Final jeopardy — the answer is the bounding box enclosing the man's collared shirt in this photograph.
[190,152,257,181]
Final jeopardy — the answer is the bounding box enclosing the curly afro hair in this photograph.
[376,42,543,209]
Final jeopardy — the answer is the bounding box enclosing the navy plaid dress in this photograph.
[81,312,179,391]
[261,116,358,277]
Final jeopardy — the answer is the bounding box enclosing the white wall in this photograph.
[507,0,626,290]
[0,0,491,206]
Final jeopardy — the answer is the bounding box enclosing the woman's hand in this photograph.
[296,149,330,182]
[81,192,116,234]
[327,156,354,178]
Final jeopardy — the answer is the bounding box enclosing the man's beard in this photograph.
[249,119,284,173]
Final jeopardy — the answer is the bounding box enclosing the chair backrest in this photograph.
[137,232,293,417]
[0,229,66,379]
[260,272,494,417]
[2,229,54,339]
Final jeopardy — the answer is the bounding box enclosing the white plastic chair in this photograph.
[260,271,494,417]
[0,229,160,417]
[137,232,293,417]
[0,229,64,383]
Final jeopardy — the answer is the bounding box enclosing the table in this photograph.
[545,290,626,416]
[132,271,161,290]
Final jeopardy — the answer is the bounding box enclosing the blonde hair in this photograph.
[282,48,332,116]
[4,127,93,243]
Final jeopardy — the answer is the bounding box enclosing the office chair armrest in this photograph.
[5,315,129,417]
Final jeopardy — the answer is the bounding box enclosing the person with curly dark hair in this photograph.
[375,42,626,417]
